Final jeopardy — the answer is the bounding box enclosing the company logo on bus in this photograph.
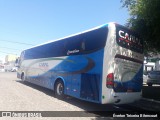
[67,49,80,55]
[118,30,142,46]
[116,25,143,53]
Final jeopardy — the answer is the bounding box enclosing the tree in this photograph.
[121,0,160,56]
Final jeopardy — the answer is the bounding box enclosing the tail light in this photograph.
[106,73,114,88]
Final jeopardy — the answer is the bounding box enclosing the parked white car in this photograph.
[147,71,160,86]
[11,67,18,72]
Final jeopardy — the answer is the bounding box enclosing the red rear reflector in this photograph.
[106,73,114,88]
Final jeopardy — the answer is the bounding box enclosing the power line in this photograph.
[0,39,35,46]
[0,46,22,51]
[0,51,17,55]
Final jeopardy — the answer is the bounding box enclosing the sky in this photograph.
[0,0,129,62]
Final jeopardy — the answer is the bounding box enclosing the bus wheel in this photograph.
[55,80,65,99]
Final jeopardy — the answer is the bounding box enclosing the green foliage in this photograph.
[121,0,160,55]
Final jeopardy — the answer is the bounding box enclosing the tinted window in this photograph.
[23,26,108,60]
[150,71,160,75]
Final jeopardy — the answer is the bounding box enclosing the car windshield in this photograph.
[150,71,160,75]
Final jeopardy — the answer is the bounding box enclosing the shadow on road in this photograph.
[15,80,160,119]
[142,85,160,101]
[15,79,129,118]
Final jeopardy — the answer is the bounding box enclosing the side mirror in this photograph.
[15,58,19,64]
[15,58,20,68]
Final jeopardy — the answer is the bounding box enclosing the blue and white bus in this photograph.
[17,22,143,104]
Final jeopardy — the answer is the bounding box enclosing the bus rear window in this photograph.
[116,24,143,53]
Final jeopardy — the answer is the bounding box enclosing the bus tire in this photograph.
[54,80,65,99]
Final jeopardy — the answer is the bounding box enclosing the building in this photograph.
[4,54,18,71]
[5,54,18,63]
[0,60,3,65]
[144,62,155,71]
[144,55,160,72]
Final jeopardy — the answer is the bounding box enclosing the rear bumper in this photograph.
[114,92,141,104]
[102,91,142,104]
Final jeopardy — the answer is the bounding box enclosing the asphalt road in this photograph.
[142,86,160,101]
[0,72,159,120]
